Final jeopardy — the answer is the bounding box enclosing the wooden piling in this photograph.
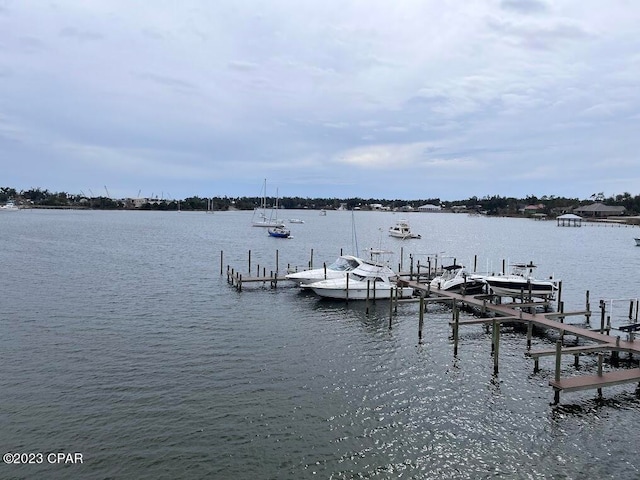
[553,340,562,404]
[366,280,370,315]
[493,318,500,374]
[453,307,460,356]
[220,250,223,275]
[418,294,424,343]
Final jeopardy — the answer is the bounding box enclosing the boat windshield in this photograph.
[351,273,385,282]
[329,257,359,271]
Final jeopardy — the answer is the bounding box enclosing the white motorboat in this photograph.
[285,255,364,287]
[0,201,19,212]
[484,262,557,299]
[430,264,486,295]
[306,260,414,300]
[289,218,304,224]
[389,219,421,239]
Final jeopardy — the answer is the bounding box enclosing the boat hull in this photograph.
[486,279,556,298]
[431,279,486,295]
[311,283,414,300]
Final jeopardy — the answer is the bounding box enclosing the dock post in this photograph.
[389,287,394,329]
[400,246,404,272]
[323,262,327,279]
[553,340,562,404]
[310,249,313,269]
[394,284,398,313]
[418,293,424,343]
[452,299,456,324]
[585,290,591,324]
[600,300,606,334]
[493,318,500,374]
[238,273,242,292]
[276,249,279,274]
[557,280,563,314]
[597,353,603,398]
[373,280,376,302]
[220,251,223,275]
[453,306,459,356]
[630,300,635,321]
[345,273,349,304]
[366,280,370,315]
[527,321,533,350]
[473,254,477,273]
[248,250,251,274]
[410,254,414,281]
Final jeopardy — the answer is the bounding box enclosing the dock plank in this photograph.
[550,368,640,393]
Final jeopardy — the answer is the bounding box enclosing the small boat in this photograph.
[267,225,291,238]
[0,201,19,212]
[285,255,364,287]
[306,261,414,300]
[389,219,421,239]
[635,238,640,246]
[484,262,557,299]
[319,209,327,216]
[430,264,486,294]
[289,218,305,224]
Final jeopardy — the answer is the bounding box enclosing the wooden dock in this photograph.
[399,278,640,404]
[221,248,640,405]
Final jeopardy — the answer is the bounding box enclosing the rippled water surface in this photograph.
[1,209,639,479]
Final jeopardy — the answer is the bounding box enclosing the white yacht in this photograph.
[430,264,486,294]
[306,261,414,300]
[285,255,364,287]
[388,219,421,239]
[484,262,557,299]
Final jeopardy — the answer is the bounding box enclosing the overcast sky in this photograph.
[1,0,639,201]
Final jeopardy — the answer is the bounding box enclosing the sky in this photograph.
[1,0,640,201]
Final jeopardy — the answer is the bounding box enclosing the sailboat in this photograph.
[252,179,283,227]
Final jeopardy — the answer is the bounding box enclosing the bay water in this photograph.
[1,209,639,479]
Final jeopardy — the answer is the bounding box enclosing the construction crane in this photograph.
[104,185,110,198]
[88,189,95,197]
[137,189,141,198]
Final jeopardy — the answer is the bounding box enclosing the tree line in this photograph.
[2,186,639,216]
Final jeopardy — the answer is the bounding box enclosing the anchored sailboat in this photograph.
[252,179,283,228]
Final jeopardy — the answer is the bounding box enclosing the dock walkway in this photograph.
[399,279,640,403]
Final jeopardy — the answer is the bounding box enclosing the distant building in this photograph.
[417,204,441,212]
[556,213,583,227]
[573,203,625,217]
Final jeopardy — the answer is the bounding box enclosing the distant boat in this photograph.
[635,238,640,246]
[289,218,304,224]
[252,179,284,228]
[319,209,327,216]
[0,201,19,212]
[268,225,291,238]
[388,219,421,239]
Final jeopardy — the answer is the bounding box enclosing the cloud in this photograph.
[59,26,104,42]
[500,0,549,15]
[333,142,478,171]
